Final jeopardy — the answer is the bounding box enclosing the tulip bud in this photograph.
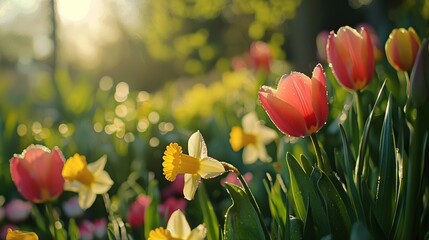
[327,26,375,90]
[385,27,421,72]
[410,38,429,107]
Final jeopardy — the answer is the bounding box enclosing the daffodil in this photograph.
[148,209,206,240]
[229,111,278,164]
[162,131,225,200]
[6,228,38,240]
[62,154,113,209]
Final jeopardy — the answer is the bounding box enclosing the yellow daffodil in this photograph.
[229,111,277,164]
[6,228,38,240]
[163,131,225,200]
[62,154,113,209]
[148,209,206,240]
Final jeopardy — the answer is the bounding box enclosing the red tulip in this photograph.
[327,26,375,90]
[10,145,65,203]
[258,64,328,137]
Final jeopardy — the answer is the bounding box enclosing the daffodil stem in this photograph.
[310,133,330,173]
[45,202,58,240]
[222,162,272,240]
[103,193,121,239]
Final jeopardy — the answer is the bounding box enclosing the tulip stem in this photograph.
[310,133,330,173]
[45,202,58,240]
[354,90,365,136]
[222,162,272,240]
[396,110,427,239]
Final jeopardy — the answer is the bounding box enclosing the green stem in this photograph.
[354,90,364,136]
[222,162,272,240]
[310,133,323,169]
[45,202,58,240]
[396,111,427,239]
[103,193,121,239]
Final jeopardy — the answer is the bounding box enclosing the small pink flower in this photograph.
[159,197,187,219]
[161,174,185,199]
[127,194,151,228]
[10,145,65,203]
[249,41,272,72]
[5,199,32,223]
[79,220,94,240]
[62,196,83,218]
[220,172,253,187]
[92,218,107,238]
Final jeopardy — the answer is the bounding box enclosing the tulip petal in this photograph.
[183,174,200,200]
[311,64,328,129]
[259,86,307,137]
[188,131,207,159]
[327,33,355,89]
[166,210,192,239]
[199,157,225,178]
[78,187,97,210]
[361,27,375,84]
[10,157,41,202]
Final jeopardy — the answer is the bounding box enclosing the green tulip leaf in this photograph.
[375,94,397,234]
[198,183,220,240]
[311,167,352,239]
[286,153,330,238]
[144,180,161,239]
[223,183,266,240]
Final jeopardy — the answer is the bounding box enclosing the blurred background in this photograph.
[0,0,428,236]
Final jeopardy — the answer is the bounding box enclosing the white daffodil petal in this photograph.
[64,181,83,192]
[256,143,271,162]
[188,131,207,159]
[78,187,97,210]
[242,112,258,131]
[243,145,259,164]
[187,224,207,240]
[166,210,192,239]
[91,171,114,194]
[87,155,107,174]
[184,174,200,200]
[199,157,225,178]
[258,126,278,144]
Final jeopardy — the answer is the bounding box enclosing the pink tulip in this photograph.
[249,41,272,72]
[220,172,253,187]
[79,220,94,240]
[127,194,151,228]
[316,31,329,61]
[161,174,184,199]
[258,64,328,137]
[159,197,187,219]
[10,145,65,203]
[327,26,375,90]
[5,199,32,223]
